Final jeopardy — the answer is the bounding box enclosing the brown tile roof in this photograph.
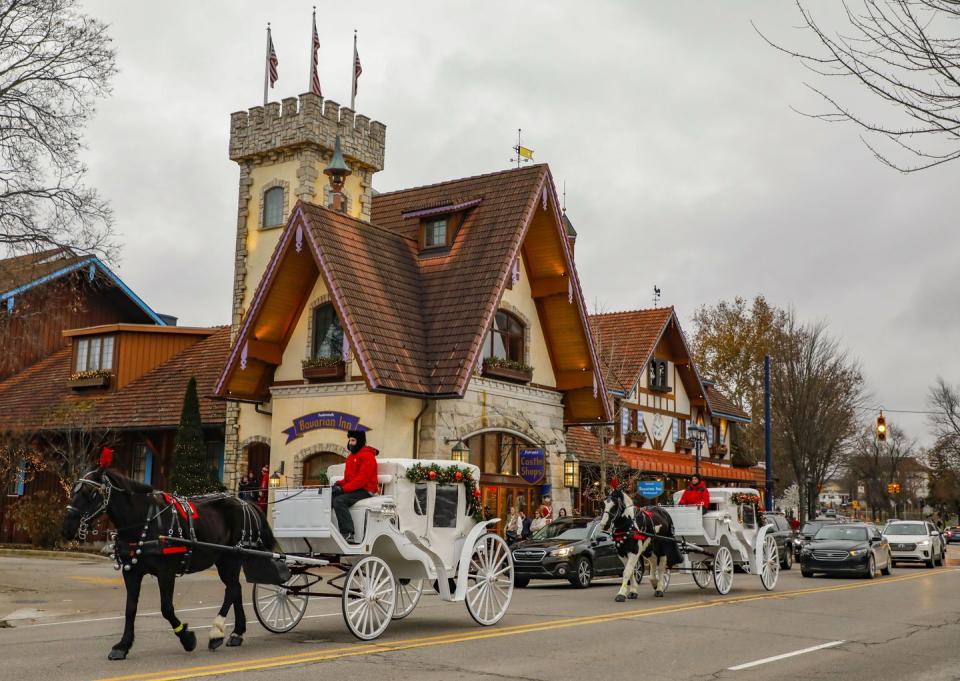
[565,425,630,466]
[589,307,674,392]
[0,248,84,295]
[704,383,751,422]
[0,328,229,433]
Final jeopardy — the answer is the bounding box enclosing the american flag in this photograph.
[267,31,279,88]
[310,13,321,96]
[351,33,362,106]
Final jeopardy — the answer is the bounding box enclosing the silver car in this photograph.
[882,521,945,568]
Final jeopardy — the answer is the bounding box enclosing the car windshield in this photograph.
[815,526,868,541]
[531,518,592,541]
[883,523,927,536]
[801,522,824,536]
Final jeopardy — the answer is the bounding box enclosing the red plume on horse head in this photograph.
[610,478,619,490]
[99,447,114,469]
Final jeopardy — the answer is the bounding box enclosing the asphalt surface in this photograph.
[1,547,959,681]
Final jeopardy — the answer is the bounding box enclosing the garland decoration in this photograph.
[405,463,485,522]
[730,492,765,525]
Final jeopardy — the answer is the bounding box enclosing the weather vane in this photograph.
[510,128,534,168]
[653,285,661,307]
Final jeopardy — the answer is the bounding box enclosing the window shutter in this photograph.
[672,418,679,442]
[636,413,645,433]
[707,426,715,447]
[620,408,629,434]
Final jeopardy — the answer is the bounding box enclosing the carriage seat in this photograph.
[347,495,394,541]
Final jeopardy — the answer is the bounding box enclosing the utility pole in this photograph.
[764,354,774,512]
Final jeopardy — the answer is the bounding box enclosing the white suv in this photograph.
[882,521,945,568]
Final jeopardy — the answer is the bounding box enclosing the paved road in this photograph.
[2,548,959,681]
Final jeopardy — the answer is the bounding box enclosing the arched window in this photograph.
[312,304,344,359]
[263,186,284,227]
[303,452,345,486]
[481,310,525,364]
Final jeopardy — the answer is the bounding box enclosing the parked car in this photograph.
[795,518,846,559]
[764,511,797,569]
[882,521,945,568]
[510,516,642,589]
[944,526,960,544]
[800,522,892,578]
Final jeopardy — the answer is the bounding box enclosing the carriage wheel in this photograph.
[657,566,671,593]
[713,546,734,595]
[691,560,712,589]
[465,533,513,626]
[760,535,780,591]
[392,578,424,620]
[253,572,309,634]
[342,556,396,640]
[633,557,645,585]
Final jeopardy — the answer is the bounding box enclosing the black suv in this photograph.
[764,512,797,570]
[510,516,642,589]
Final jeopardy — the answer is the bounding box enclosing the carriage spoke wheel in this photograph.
[760,535,780,591]
[253,572,309,634]
[713,546,734,595]
[633,557,645,585]
[342,556,396,640]
[392,578,424,620]
[465,533,513,626]
[691,560,712,589]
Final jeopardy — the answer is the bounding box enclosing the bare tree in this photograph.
[928,377,960,464]
[40,399,112,491]
[847,423,915,519]
[0,432,45,495]
[0,0,116,256]
[772,316,865,522]
[760,1,960,171]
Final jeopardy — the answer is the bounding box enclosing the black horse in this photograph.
[62,455,279,660]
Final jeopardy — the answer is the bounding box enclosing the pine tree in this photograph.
[169,377,221,495]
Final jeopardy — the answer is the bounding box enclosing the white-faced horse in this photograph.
[599,486,681,599]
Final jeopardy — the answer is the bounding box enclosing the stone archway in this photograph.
[293,442,349,487]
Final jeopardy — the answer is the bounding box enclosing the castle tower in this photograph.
[224,92,386,487]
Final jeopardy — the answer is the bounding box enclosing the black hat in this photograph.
[347,430,366,447]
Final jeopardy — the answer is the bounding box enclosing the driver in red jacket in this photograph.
[679,475,710,509]
[331,429,379,544]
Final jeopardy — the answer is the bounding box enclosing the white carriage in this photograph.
[660,487,779,595]
[252,458,514,640]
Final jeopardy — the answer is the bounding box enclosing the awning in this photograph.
[614,446,765,483]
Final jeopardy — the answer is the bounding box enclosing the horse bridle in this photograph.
[66,473,119,541]
[602,492,627,531]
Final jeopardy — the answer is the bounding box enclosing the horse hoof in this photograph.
[179,628,197,652]
[628,592,638,600]
[108,648,128,661]
[208,637,223,651]
[226,634,243,647]
[615,594,626,603]
[655,590,664,598]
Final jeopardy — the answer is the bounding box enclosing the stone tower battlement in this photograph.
[229,92,386,171]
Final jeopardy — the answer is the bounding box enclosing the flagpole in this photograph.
[351,29,357,110]
[308,7,315,94]
[264,23,271,106]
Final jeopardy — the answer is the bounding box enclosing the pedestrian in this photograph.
[539,496,553,521]
[531,510,546,534]
[238,472,252,502]
[504,506,519,544]
[557,507,568,518]
[258,465,269,512]
[519,510,531,540]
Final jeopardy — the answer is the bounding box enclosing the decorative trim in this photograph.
[467,377,563,405]
[270,380,369,398]
[259,179,291,230]
[402,198,483,219]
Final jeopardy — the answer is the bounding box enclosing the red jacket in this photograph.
[679,482,710,507]
[337,446,379,494]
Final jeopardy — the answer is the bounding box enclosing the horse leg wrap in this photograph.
[226,633,243,647]
[175,623,197,652]
[208,615,226,650]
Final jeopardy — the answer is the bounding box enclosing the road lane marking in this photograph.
[727,640,845,670]
[22,604,256,628]
[67,576,124,586]
[96,569,953,681]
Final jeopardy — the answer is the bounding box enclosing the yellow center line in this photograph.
[97,570,952,681]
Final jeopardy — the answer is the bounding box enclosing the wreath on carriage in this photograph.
[730,492,765,526]
[404,463,486,522]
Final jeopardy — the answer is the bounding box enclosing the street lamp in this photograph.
[450,439,470,463]
[688,425,707,478]
[563,452,580,512]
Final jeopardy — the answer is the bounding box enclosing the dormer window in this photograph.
[649,358,670,392]
[422,218,449,249]
[75,335,114,372]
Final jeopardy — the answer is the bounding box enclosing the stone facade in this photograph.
[223,93,387,489]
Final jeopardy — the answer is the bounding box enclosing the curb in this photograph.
[0,548,109,561]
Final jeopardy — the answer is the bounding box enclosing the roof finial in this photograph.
[562,180,567,214]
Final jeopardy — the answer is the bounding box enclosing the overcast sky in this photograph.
[78,1,958,444]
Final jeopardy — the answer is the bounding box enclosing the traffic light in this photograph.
[887,482,901,495]
[876,412,887,442]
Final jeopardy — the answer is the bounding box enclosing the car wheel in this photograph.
[864,554,876,579]
[880,552,892,576]
[568,557,593,589]
[926,556,935,568]
[780,545,793,570]
[801,569,813,578]
[513,576,530,588]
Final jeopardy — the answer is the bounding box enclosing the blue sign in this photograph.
[519,448,546,484]
[282,411,370,444]
[637,480,665,499]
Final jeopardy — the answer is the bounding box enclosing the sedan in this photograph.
[943,526,960,544]
[800,523,892,578]
[794,518,846,559]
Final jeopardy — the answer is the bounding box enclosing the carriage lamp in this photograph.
[449,439,470,463]
[563,452,580,489]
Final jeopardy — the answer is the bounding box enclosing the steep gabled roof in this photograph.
[704,382,751,423]
[0,328,229,433]
[217,165,611,423]
[0,248,165,324]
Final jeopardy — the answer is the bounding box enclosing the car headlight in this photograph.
[551,547,574,558]
[918,540,930,547]
[849,548,868,556]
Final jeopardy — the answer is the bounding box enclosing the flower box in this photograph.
[675,437,694,451]
[625,431,647,448]
[67,374,111,389]
[482,359,533,384]
[302,362,346,382]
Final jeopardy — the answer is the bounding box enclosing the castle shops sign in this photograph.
[283,411,370,444]
[519,448,546,485]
